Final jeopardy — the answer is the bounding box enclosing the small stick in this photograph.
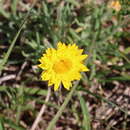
[0,74,16,84]
[30,88,51,130]
[16,61,27,81]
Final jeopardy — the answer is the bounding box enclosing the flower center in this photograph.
[53,58,72,74]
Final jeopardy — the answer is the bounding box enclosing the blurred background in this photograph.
[0,0,130,129]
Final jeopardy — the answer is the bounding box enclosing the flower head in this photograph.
[38,42,89,91]
[108,0,121,12]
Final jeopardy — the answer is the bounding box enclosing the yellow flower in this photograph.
[108,0,121,12]
[38,42,89,91]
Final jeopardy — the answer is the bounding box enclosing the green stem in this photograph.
[119,50,130,64]
[46,81,79,130]
[16,105,22,125]
[16,84,24,125]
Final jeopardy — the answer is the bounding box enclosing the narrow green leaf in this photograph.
[0,85,47,96]
[124,47,130,54]
[0,120,4,130]
[69,29,81,40]
[0,8,10,18]
[103,76,130,82]
[78,94,91,130]
[0,116,25,130]
[78,87,128,115]
[0,0,37,73]
[11,0,18,16]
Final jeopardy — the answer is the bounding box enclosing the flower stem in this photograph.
[46,81,79,130]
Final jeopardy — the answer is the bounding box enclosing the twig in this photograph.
[30,87,51,130]
[0,74,16,84]
[16,61,28,81]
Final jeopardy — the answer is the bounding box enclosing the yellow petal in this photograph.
[48,80,53,86]
[54,80,60,91]
[41,71,50,80]
[80,64,89,71]
[79,54,88,61]
[62,80,72,90]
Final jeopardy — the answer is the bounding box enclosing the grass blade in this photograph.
[0,120,4,130]
[0,0,37,73]
[78,93,91,130]
[78,87,128,115]
[0,116,25,130]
